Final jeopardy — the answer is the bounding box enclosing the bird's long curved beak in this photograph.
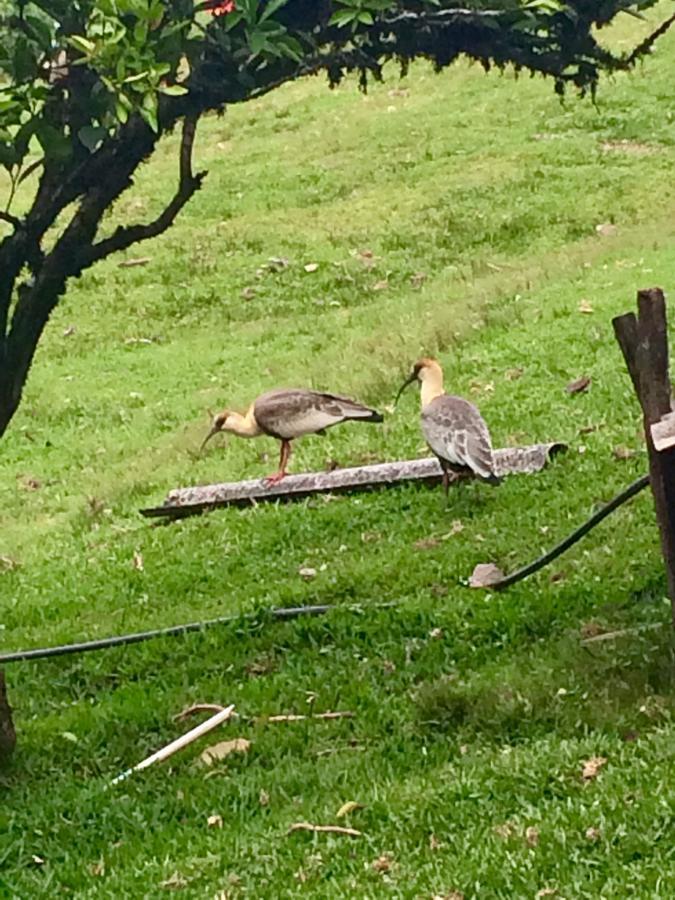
[200,426,220,453]
[394,372,417,407]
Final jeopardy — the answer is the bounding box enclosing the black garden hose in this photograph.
[0,475,651,663]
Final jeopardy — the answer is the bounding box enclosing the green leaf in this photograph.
[248,30,267,56]
[139,103,159,132]
[77,125,108,152]
[329,9,358,27]
[124,71,150,84]
[276,35,303,63]
[35,121,72,161]
[68,34,96,55]
[259,0,290,23]
[133,21,148,44]
[158,83,188,96]
[115,98,129,124]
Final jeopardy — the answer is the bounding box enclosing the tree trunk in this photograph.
[0,670,16,764]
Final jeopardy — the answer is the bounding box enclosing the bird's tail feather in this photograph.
[349,408,383,423]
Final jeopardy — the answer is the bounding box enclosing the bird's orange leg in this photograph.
[439,460,451,497]
[264,440,292,486]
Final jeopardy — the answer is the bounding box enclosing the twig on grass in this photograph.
[174,705,354,724]
[287,822,362,837]
[580,623,662,645]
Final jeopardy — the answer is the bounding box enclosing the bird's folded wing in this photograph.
[423,399,496,478]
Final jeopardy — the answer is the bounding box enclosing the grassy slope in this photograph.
[1,7,675,897]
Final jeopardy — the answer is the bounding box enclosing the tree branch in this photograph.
[81,115,206,268]
[0,211,22,231]
[626,10,675,66]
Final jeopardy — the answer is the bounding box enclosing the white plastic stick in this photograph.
[110,704,235,786]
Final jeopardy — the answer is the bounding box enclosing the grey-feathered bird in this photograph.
[201,387,383,484]
[396,357,500,494]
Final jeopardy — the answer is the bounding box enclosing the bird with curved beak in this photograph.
[201,387,384,485]
[396,357,500,494]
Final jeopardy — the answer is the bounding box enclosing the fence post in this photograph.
[0,670,16,763]
[613,287,675,624]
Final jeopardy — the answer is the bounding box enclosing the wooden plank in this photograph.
[140,443,567,519]
[651,411,675,452]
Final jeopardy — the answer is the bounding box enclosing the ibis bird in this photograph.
[201,387,384,484]
[396,357,500,494]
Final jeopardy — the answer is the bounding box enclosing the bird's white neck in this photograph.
[226,406,262,438]
[420,370,444,407]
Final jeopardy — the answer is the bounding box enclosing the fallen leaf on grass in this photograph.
[31,855,45,866]
[469,379,494,396]
[582,756,607,781]
[246,656,276,677]
[259,788,270,806]
[493,822,516,840]
[298,567,317,580]
[536,889,558,898]
[429,627,444,640]
[612,445,635,460]
[469,563,504,589]
[525,826,540,847]
[62,325,76,337]
[89,860,105,877]
[414,537,440,551]
[410,272,426,288]
[118,256,152,268]
[336,801,364,818]
[240,286,256,300]
[433,893,464,900]
[585,826,601,842]
[371,853,394,873]
[429,833,442,851]
[132,551,144,571]
[304,262,319,273]
[160,871,188,890]
[288,822,362,837]
[266,256,289,271]
[361,531,381,543]
[505,367,524,381]
[0,555,19,572]
[207,814,223,829]
[371,279,389,291]
[566,375,591,395]
[200,738,251,766]
[19,476,42,491]
[580,621,604,639]
[595,222,618,237]
[578,298,594,314]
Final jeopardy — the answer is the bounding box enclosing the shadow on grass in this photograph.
[416,625,675,741]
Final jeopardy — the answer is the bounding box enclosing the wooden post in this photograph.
[0,670,16,763]
[613,288,675,623]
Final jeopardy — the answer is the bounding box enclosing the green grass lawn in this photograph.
[2,7,675,897]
